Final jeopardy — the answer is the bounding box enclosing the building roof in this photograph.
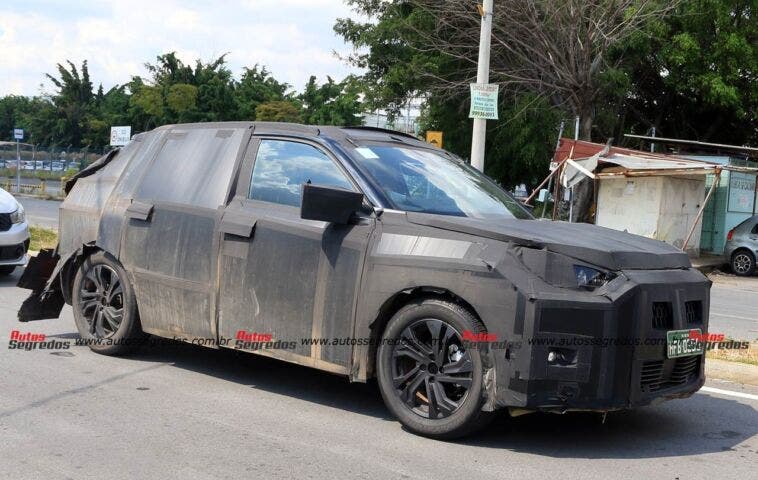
[554,139,758,186]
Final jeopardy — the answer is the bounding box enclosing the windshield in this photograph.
[350,145,532,220]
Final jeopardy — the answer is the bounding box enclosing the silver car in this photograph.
[725,215,758,276]
[0,187,30,275]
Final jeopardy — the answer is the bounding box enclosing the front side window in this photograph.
[350,145,532,220]
[249,140,355,207]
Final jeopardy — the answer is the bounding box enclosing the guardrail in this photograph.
[2,181,47,195]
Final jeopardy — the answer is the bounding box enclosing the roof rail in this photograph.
[342,126,419,140]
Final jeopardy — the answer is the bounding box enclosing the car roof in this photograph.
[154,121,434,150]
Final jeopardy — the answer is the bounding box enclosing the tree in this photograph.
[614,0,757,145]
[299,75,363,126]
[236,65,291,120]
[255,101,303,123]
[130,84,164,130]
[166,83,199,120]
[44,60,96,147]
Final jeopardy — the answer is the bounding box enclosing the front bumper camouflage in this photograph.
[494,267,709,412]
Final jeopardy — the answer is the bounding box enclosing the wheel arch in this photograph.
[365,286,486,379]
[731,246,755,260]
[59,243,106,305]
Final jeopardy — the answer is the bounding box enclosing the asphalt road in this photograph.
[18,196,61,230]
[0,270,756,480]
[710,277,758,340]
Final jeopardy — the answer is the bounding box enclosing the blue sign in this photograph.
[727,172,756,213]
[13,128,23,140]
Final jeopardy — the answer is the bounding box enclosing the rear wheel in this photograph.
[376,298,493,439]
[71,251,143,355]
[731,250,755,277]
[0,266,15,276]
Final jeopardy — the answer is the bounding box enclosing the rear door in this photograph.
[120,125,248,340]
[217,137,375,373]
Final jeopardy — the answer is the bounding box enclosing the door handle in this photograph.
[219,210,257,238]
[125,201,154,221]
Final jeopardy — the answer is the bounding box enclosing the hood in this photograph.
[0,188,20,214]
[405,213,691,270]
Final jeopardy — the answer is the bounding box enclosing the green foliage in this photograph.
[301,75,363,126]
[255,101,303,123]
[609,0,756,145]
[1,52,365,148]
[236,65,290,120]
[166,84,198,115]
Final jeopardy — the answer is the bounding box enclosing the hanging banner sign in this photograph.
[110,126,132,146]
[469,83,499,120]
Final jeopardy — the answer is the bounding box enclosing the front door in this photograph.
[217,138,375,373]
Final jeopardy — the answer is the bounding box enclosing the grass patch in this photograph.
[29,226,58,252]
[706,341,758,366]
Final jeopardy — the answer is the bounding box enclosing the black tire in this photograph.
[0,266,15,276]
[71,251,143,355]
[376,298,494,439]
[731,250,755,277]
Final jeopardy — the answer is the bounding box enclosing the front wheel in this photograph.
[71,251,143,355]
[376,298,493,439]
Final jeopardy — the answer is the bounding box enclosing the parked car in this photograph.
[18,122,710,439]
[0,187,30,276]
[725,215,758,276]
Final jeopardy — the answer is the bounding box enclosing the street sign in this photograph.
[469,83,499,120]
[110,126,132,146]
[426,131,443,148]
[13,128,23,140]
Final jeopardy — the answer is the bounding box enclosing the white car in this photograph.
[0,187,30,276]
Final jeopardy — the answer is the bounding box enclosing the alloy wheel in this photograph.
[733,253,753,275]
[78,264,124,338]
[391,319,473,419]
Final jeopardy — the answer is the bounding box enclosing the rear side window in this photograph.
[249,140,354,207]
[136,128,245,208]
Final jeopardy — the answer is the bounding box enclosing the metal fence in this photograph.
[0,143,107,173]
[0,144,107,196]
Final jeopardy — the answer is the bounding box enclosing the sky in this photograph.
[0,0,363,97]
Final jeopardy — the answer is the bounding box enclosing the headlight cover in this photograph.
[514,246,617,291]
[573,265,616,290]
[10,203,25,224]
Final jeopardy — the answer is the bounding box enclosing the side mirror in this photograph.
[301,184,365,224]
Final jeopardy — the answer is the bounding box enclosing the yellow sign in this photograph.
[426,131,443,148]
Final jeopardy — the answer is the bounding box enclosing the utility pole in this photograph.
[16,138,21,193]
[568,116,579,223]
[470,0,494,172]
[13,128,23,193]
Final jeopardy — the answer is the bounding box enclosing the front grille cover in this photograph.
[652,302,674,329]
[685,300,703,324]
